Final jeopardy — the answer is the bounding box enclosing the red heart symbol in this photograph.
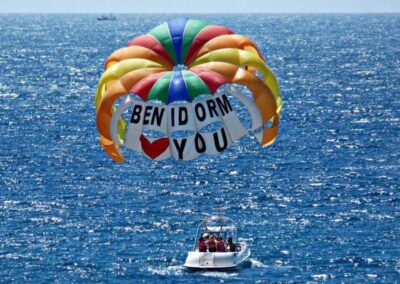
[140,135,169,159]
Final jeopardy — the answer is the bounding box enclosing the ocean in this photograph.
[0,14,399,283]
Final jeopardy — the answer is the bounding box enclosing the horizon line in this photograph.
[1,12,400,14]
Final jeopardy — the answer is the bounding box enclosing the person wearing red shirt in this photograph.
[208,236,217,252]
[198,237,207,252]
[217,237,226,252]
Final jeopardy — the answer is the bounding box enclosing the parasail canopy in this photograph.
[95,18,282,162]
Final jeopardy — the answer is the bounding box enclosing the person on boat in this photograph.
[207,236,217,252]
[198,237,207,252]
[217,237,226,252]
[227,237,236,252]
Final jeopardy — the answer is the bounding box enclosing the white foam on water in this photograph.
[201,271,238,279]
[147,265,184,276]
[167,265,185,276]
[49,84,59,92]
[249,258,268,268]
[30,217,63,223]
[312,274,330,280]
[0,93,19,98]
[366,258,374,264]
[147,267,166,276]
[353,118,370,124]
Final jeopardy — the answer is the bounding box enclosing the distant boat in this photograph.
[97,15,116,21]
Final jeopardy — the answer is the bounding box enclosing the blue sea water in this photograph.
[0,14,399,283]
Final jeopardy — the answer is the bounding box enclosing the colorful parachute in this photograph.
[95,18,282,162]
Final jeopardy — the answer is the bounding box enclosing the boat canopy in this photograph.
[206,225,236,232]
[192,216,239,251]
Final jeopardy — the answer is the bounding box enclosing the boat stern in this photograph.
[184,243,250,269]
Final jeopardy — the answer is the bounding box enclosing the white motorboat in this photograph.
[184,216,251,269]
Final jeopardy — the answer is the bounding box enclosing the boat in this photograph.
[97,15,116,21]
[184,216,251,269]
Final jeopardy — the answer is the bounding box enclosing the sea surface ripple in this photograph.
[0,14,399,283]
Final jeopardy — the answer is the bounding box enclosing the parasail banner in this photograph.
[115,93,246,160]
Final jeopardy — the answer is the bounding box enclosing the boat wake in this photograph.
[200,271,239,279]
[248,258,268,268]
[147,265,185,276]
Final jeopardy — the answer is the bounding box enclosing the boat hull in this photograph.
[184,242,250,269]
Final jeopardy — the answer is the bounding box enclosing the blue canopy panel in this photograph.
[167,18,189,65]
[168,71,190,103]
